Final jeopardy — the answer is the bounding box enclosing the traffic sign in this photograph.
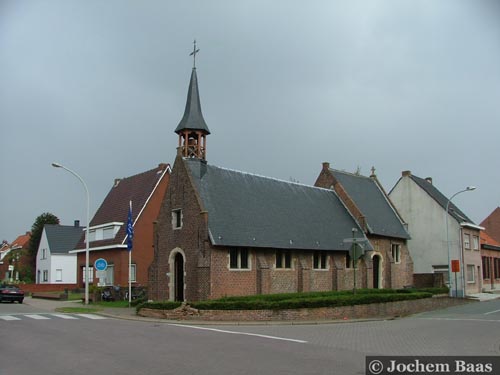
[94,258,108,271]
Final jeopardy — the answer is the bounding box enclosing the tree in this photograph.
[28,212,60,274]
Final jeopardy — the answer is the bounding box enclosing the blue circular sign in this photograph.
[94,258,108,271]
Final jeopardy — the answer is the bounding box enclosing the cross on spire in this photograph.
[190,39,200,69]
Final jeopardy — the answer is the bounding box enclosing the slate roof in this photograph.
[330,170,410,239]
[174,68,211,135]
[480,207,500,244]
[409,175,474,224]
[75,164,170,250]
[45,224,84,254]
[185,159,371,251]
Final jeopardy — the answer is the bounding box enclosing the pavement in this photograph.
[23,292,500,325]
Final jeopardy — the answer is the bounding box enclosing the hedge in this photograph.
[137,289,437,312]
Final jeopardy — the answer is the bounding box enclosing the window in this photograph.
[172,209,183,229]
[472,236,479,251]
[482,257,491,279]
[313,251,327,270]
[346,252,352,269]
[43,270,48,282]
[130,264,136,282]
[229,248,249,270]
[391,244,401,263]
[41,248,47,259]
[276,250,292,269]
[56,269,62,282]
[463,234,471,249]
[82,267,94,283]
[103,226,114,240]
[466,264,475,283]
[495,258,500,279]
[105,265,114,286]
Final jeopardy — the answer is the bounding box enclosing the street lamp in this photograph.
[52,162,91,305]
[446,186,476,298]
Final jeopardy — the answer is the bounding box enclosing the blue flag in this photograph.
[126,201,133,251]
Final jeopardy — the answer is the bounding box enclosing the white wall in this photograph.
[50,254,77,283]
[36,230,51,284]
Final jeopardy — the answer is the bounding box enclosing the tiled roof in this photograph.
[185,159,371,251]
[480,207,500,244]
[45,224,84,254]
[330,170,410,239]
[410,175,474,224]
[480,231,500,251]
[75,164,170,250]
[10,232,31,249]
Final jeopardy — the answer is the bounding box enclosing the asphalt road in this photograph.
[1,299,499,375]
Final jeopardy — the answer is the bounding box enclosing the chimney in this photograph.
[402,170,411,177]
[74,220,80,227]
[114,178,121,187]
[425,177,433,184]
[322,162,330,170]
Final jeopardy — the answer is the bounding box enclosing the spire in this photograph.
[175,41,210,160]
[174,68,210,135]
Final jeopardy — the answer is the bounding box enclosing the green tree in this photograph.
[28,213,60,273]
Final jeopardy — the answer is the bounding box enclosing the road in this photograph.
[1,299,499,375]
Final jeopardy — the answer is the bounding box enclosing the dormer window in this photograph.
[86,223,123,243]
[172,209,183,229]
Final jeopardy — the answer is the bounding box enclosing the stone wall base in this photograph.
[138,295,472,322]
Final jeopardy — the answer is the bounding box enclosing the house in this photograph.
[389,171,482,296]
[36,222,83,284]
[480,231,500,291]
[148,66,423,302]
[315,165,413,289]
[0,232,31,282]
[480,207,500,244]
[72,163,170,288]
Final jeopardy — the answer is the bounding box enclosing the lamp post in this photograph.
[52,162,90,305]
[446,186,476,297]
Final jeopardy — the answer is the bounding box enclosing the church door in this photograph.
[174,252,184,301]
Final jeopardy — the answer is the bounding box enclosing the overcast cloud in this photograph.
[1,0,499,242]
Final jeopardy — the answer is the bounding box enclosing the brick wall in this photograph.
[139,295,471,321]
[16,283,78,294]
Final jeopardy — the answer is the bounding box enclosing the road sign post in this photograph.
[344,230,368,294]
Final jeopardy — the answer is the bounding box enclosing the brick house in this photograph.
[389,171,483,296]
[481,207,500,244]
[480,231,500,291]
[148,66,418,302]
[0,232,31,282]
[72,164,170,288]
[315,165,413,290]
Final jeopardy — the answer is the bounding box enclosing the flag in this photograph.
[126,201,133,251]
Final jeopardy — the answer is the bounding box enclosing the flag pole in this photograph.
[127,200,133,308]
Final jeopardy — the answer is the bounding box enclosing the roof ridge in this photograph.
[208,163,334,192]
[329,167,371,180]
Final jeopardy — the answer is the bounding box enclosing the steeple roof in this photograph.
[175,68,210,135]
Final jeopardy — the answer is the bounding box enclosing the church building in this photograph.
[148,61,413,302]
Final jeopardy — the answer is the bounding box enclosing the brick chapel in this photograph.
[148,63,413,302]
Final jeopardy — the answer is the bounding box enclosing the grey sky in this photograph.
[1,0,499,242]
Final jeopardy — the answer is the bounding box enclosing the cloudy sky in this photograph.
[1,0,499,242]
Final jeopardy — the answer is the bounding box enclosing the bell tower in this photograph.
[175,40,210,160]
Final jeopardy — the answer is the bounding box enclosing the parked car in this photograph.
[0,285,25,303]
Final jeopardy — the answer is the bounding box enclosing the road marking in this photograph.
[484,309,500,316]
[25,314,51,320]
[418,317,500,323]
[0,315,21,321]
[52,314,79,320]
[76,314,108,320]
[168,324,308,344]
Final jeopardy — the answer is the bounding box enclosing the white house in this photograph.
[389,171,482,296]
[36,222,83,284]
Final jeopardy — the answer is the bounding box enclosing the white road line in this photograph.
[51,314,79,320]
[76,314,108,320]
[484,309,500,316]
[168,324,308,344]
[419,317,500,323]
[25,314,51,320]
[0,316,21,321]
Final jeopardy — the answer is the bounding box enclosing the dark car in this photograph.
[0,285,25,303]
